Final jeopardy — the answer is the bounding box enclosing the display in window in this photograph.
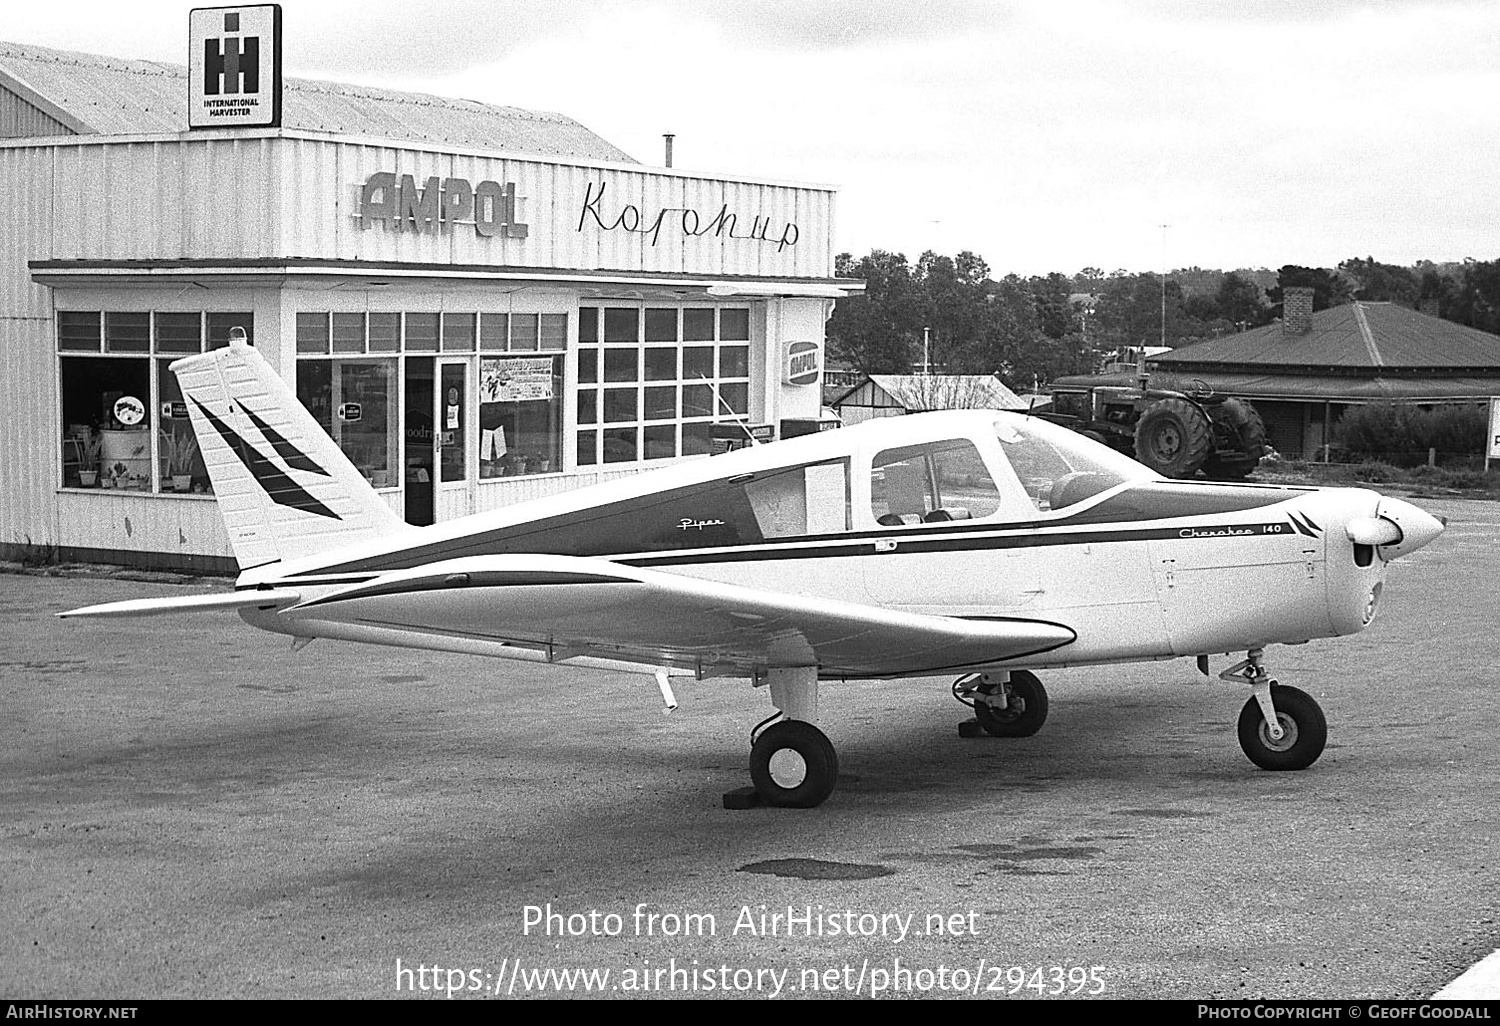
[478,356,561,478]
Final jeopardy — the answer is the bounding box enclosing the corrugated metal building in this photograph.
[831,375,1026,425]
[1055,287,1500,458]
[0,39,857,570]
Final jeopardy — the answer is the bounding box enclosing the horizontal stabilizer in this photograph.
[57,590,303,619]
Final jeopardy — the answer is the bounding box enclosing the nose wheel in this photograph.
[1235,683,1327,770]
[954,670,1049,737]
[1220,650,1327,770]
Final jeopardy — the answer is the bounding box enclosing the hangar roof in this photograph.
[0,39,636,163]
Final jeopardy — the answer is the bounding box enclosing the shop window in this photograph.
[368,313,400,353]
[870,440,1001,526]
[720,308,750,341]
[207,313,254,349]
[442,313,475,352]
[574,304,753,467]
[296,313,330,354]
[539,314,567,349]
[154,313,201,354]
[644,308,677,342]
[683,308,714,341]
[156,359,207,493]
[106,313,150,353]
[405,313,439,352]
[480,313,509,352]
[509,314,538,351]
[59,310,250,491]
[58,311,102,352]
[333,313,366,354]
[296,359,399,487]
[478,355,563,478]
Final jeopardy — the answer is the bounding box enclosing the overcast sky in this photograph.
[6,0,1496,277]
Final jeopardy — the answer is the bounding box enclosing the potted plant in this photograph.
[160,430,199,492]
[106,461,130,489]
[78,431,102,487]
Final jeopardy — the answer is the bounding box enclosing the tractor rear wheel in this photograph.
[1134,397,1213,478]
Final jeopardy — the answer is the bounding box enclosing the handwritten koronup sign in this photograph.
[481,358,554,403]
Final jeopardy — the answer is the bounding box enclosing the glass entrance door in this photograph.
[403,358,435,526]
[435,359,470,515]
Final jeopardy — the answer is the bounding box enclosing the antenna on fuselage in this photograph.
[699,375,762,446]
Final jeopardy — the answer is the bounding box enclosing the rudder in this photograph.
[172,338,408,572]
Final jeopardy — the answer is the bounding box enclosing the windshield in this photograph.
[993,413,1158,512]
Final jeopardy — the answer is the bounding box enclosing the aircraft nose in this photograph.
[1371,496,1446,560]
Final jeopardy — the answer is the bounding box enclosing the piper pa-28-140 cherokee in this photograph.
[62,338,1446,808]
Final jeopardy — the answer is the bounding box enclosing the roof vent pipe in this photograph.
[663,133,674,168]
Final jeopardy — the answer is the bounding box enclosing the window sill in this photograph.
[58,487,217,498]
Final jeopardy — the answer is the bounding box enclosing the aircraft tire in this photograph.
[1236,684,1327,770]
[974,670,1048,737]
[750,720,839,808]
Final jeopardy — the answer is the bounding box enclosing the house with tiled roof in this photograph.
[1057,287,1500,458]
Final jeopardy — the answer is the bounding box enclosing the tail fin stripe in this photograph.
[239,403,333,477]
[189,395,342,521]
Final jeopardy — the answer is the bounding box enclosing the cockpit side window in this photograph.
[994,414,1157,512]
[870,439,1001,526]
[743,459,851,538]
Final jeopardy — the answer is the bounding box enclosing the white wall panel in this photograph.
[26,135,837,279]
[55,493,233,562]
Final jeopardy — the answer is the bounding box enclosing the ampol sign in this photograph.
[783,341,821,386]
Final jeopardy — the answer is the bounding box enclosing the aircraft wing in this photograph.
[282,554,1076,679]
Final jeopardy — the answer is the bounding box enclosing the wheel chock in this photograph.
[722,786,765,810]
[958,718,986,738]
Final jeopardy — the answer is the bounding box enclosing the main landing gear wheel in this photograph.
[971,670,1049,737]
[1236,683,1327,770]
[749,720,839,808]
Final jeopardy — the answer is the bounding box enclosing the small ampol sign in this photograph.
[188,5,282,130]
[783,341,821,386]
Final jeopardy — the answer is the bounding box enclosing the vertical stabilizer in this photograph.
[171,339,408,572]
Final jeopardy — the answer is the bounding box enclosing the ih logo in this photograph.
[204,13,259,96]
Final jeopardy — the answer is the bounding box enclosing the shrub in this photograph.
[1333,402,1486,466]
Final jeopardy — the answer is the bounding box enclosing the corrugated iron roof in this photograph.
[1051,368,1500,402]
[0,39,636,163]
[855,374,1026,411]
[1155,301,1500,370]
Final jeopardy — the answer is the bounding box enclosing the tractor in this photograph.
[1036,384,1267,480]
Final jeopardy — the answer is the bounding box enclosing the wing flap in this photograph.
[283,555,1074,677]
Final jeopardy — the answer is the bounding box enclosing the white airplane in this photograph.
[62,339,1446,809]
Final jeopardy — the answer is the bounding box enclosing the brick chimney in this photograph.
[1282,286,1314,336]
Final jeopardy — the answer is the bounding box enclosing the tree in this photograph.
[913,250,993,373]
[1450,259,1500,335]
[1266,266,1355,313]
[1339,256,1420,306]
[826,250,926,373]
[1214,271,1272,329]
